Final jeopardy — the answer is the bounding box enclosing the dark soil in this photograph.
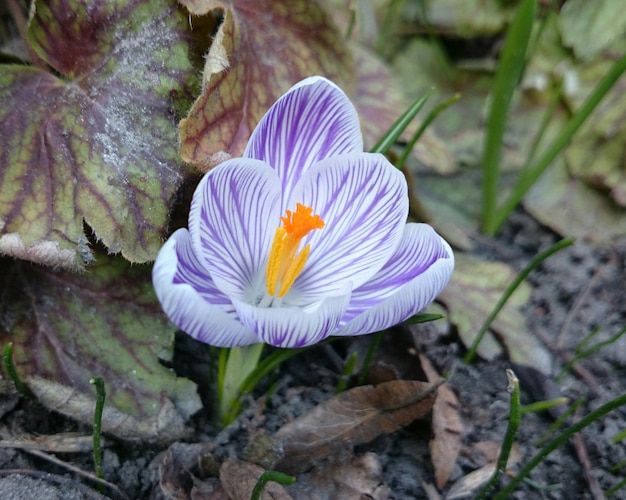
[0,209,625,499]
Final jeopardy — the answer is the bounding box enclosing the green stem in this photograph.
[89,377,106,492]
[336,351,358,394]
[220,343,265,426]
[476,369,521,499]
[482,0,537,235]
[250,470,296,500]
[463,237,574,364]
[357,330,385,386]
[494,392,626,498]
[493,50,626,233]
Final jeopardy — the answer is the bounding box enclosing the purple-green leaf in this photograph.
[0,0,200,269]
[0,253,201,441]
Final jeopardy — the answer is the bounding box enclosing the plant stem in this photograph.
[476,369,521,499]
[220,343,265,426]
[89,377,106,493]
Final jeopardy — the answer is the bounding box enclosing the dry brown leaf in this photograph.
[219,459,292,500]
[179,0,354,169]
[446,443,522,499]
[159,442,215,500]
[420,355,464,490]
[274,379,441,474]
[289,453,390,499]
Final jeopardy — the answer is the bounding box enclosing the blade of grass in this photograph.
[396,93,461,171]
[463,237,574,364]
[370,89,434,155]
[494,392,626,498]
[482,0,537,235]
[476,369,521,499]
[493,50,626,232]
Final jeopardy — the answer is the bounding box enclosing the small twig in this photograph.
[572,409,606,500]
[20,448,129,499]
[556,266,603,348]
[534,326,607,398]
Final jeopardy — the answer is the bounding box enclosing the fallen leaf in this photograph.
[160,442,216,500]
[407,0,516,37]
[446,443,522,499]
[179,0,354,169]
[288,453,391,500]
[219,459,292,500]
[351,43,455,173]
[562,54,626,208]
[0,0,199,268]
[0,253,201,439]
[274,379,441,474]
[524,158,626,242]
[420,355,464,489]
[439,253,552,374]
[28,377,190,444]
[558,0,626,61]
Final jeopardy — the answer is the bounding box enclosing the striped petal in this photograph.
[188,158,281,301]
[152,228,260,347]
[244,76,363,209]
[285,153,408,302]
[334,224,454,337]
[232,284,352,348]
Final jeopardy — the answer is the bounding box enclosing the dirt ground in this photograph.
[0,208,624,499]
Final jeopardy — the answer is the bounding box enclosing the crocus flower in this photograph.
[153,76,454,348]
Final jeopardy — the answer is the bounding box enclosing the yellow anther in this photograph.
[265,204,324,298]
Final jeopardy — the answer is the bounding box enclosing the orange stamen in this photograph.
[265,203,324,298]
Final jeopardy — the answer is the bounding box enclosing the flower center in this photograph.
[265,203,324,299]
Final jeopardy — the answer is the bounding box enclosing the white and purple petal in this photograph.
[286,153,408,302]
[334,223,454,337]
[232,284,352,348]
[188,158,281,301]
[152,229,260,347]
[244,76,363,209]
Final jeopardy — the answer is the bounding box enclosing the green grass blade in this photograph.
[493,50,626,232]
[494,392,626,498]
[463,237,574,364]
[396,93,460,171]
[370,89,433,155]
[481,0,537,235]
[476,369,521,499]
